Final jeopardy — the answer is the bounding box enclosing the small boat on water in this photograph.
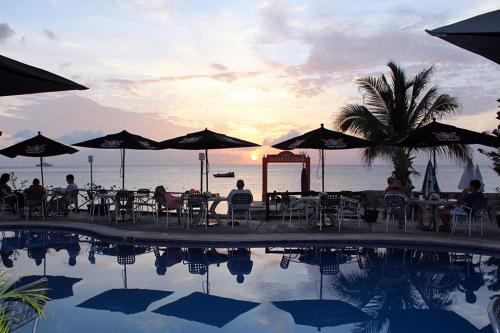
[214,172,234,178]
[36,161,53,167]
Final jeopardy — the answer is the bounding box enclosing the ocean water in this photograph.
[3,164,499,200]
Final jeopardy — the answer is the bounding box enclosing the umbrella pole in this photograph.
[39,156,44,187]
[321,149,325,192]
[205,149,209,193]
[200,155,204,193]
[121,148,125,190]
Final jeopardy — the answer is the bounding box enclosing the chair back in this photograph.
[320,192,341,209]
[137,188,150,194]
[282,192,291,206]
[116,190,134,208]
[384,192,408,209]
[230,192,252,210]
[187,194,207,208]
[24,189,44,204]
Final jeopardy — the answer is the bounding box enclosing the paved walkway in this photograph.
[1,212,499,252]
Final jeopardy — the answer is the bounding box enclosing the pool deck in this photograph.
[1,211,500,252]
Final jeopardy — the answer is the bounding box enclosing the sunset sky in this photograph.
[0,0,499,166]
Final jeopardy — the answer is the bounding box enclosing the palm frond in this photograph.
[356,76,392,124]
[408,66,434,112]
[335,104,387,140]
[418,93,461,126]
[409,87,438,128]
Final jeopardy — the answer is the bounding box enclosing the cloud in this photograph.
[11,129,36,141]
[0,23,15,42]
[258,0,296,44]
[105,70,260,88]
[210,63,227,71]
[42,29,57,40]
[59,62,71,69]
[263,129,301,146]
[56,130,106,145]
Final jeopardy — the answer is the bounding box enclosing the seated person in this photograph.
[28,178,46,197]
[50,174,78,215]
[0,173,25,214]
[154,186,182,224]
[227,179,253,208]
[227,180,253,222]
[439,179,484,232]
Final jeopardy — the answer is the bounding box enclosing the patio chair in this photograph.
[114,190,136,224]
[88,189,110,223]
[384,192,409,232]
[281,192,306,227]
[23,189,46,220]
[451,198,488,237]
[319,192,342,231]
[135,188,157,222]
[154,192,182,227]
[340,197,362,229]
[0,194,20,217]
[229,192,253,228]
[67,189,79,213]
[185,194,208,230]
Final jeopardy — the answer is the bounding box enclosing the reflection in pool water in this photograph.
[1,230,499,332]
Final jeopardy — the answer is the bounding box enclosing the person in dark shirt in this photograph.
[28,178,46,196]
[439,179,484,232]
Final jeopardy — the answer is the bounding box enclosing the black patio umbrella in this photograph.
[397,119,500,148]
[158,129,259,193]
[0,54,88,96]
[152,292,259,328]
[77,289,172,315]
[0,131,78,186]
[426,10,500,65]
[272,124,374,191]
[12,275,81,300]
[273,300,369,330]
[73,130,159,189]
[384,309,479,333]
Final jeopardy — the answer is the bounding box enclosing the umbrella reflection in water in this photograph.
[152,248,259,328]
[77,244,172,315]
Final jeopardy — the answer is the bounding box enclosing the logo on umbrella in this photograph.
[222,137,240,144]
[322,139,346,148]
[138,140,152,148]
[25,144,46,154]
[288,139,305,149]
[179,137,201,144]
[101,140,124,148]
[433,131,460,141]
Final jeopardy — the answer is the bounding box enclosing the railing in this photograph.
[489,296,500,333]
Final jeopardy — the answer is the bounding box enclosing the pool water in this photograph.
[1,230,499,333]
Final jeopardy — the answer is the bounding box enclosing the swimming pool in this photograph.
[1,230,498,333]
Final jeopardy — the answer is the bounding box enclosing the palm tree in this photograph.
[0,271,49,333]
[335,62,471,183]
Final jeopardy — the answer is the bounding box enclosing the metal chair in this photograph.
[67,190,79,213]
[186,194,208,230]
[319,193,342,230]
[154,192,182,227]
[114,190,136,224]
[340,197,362,229]
[452,199,488,237]
[135,188,156,222]
[23,189,46,220]
[281,192,306,227]
[384,192,408,231]
[1,194,20,217]
[88,189,110,222]
[229,192,253,228]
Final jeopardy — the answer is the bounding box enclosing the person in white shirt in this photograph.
[50,174,78,215]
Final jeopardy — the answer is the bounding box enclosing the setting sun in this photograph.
[250,154,258,161]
